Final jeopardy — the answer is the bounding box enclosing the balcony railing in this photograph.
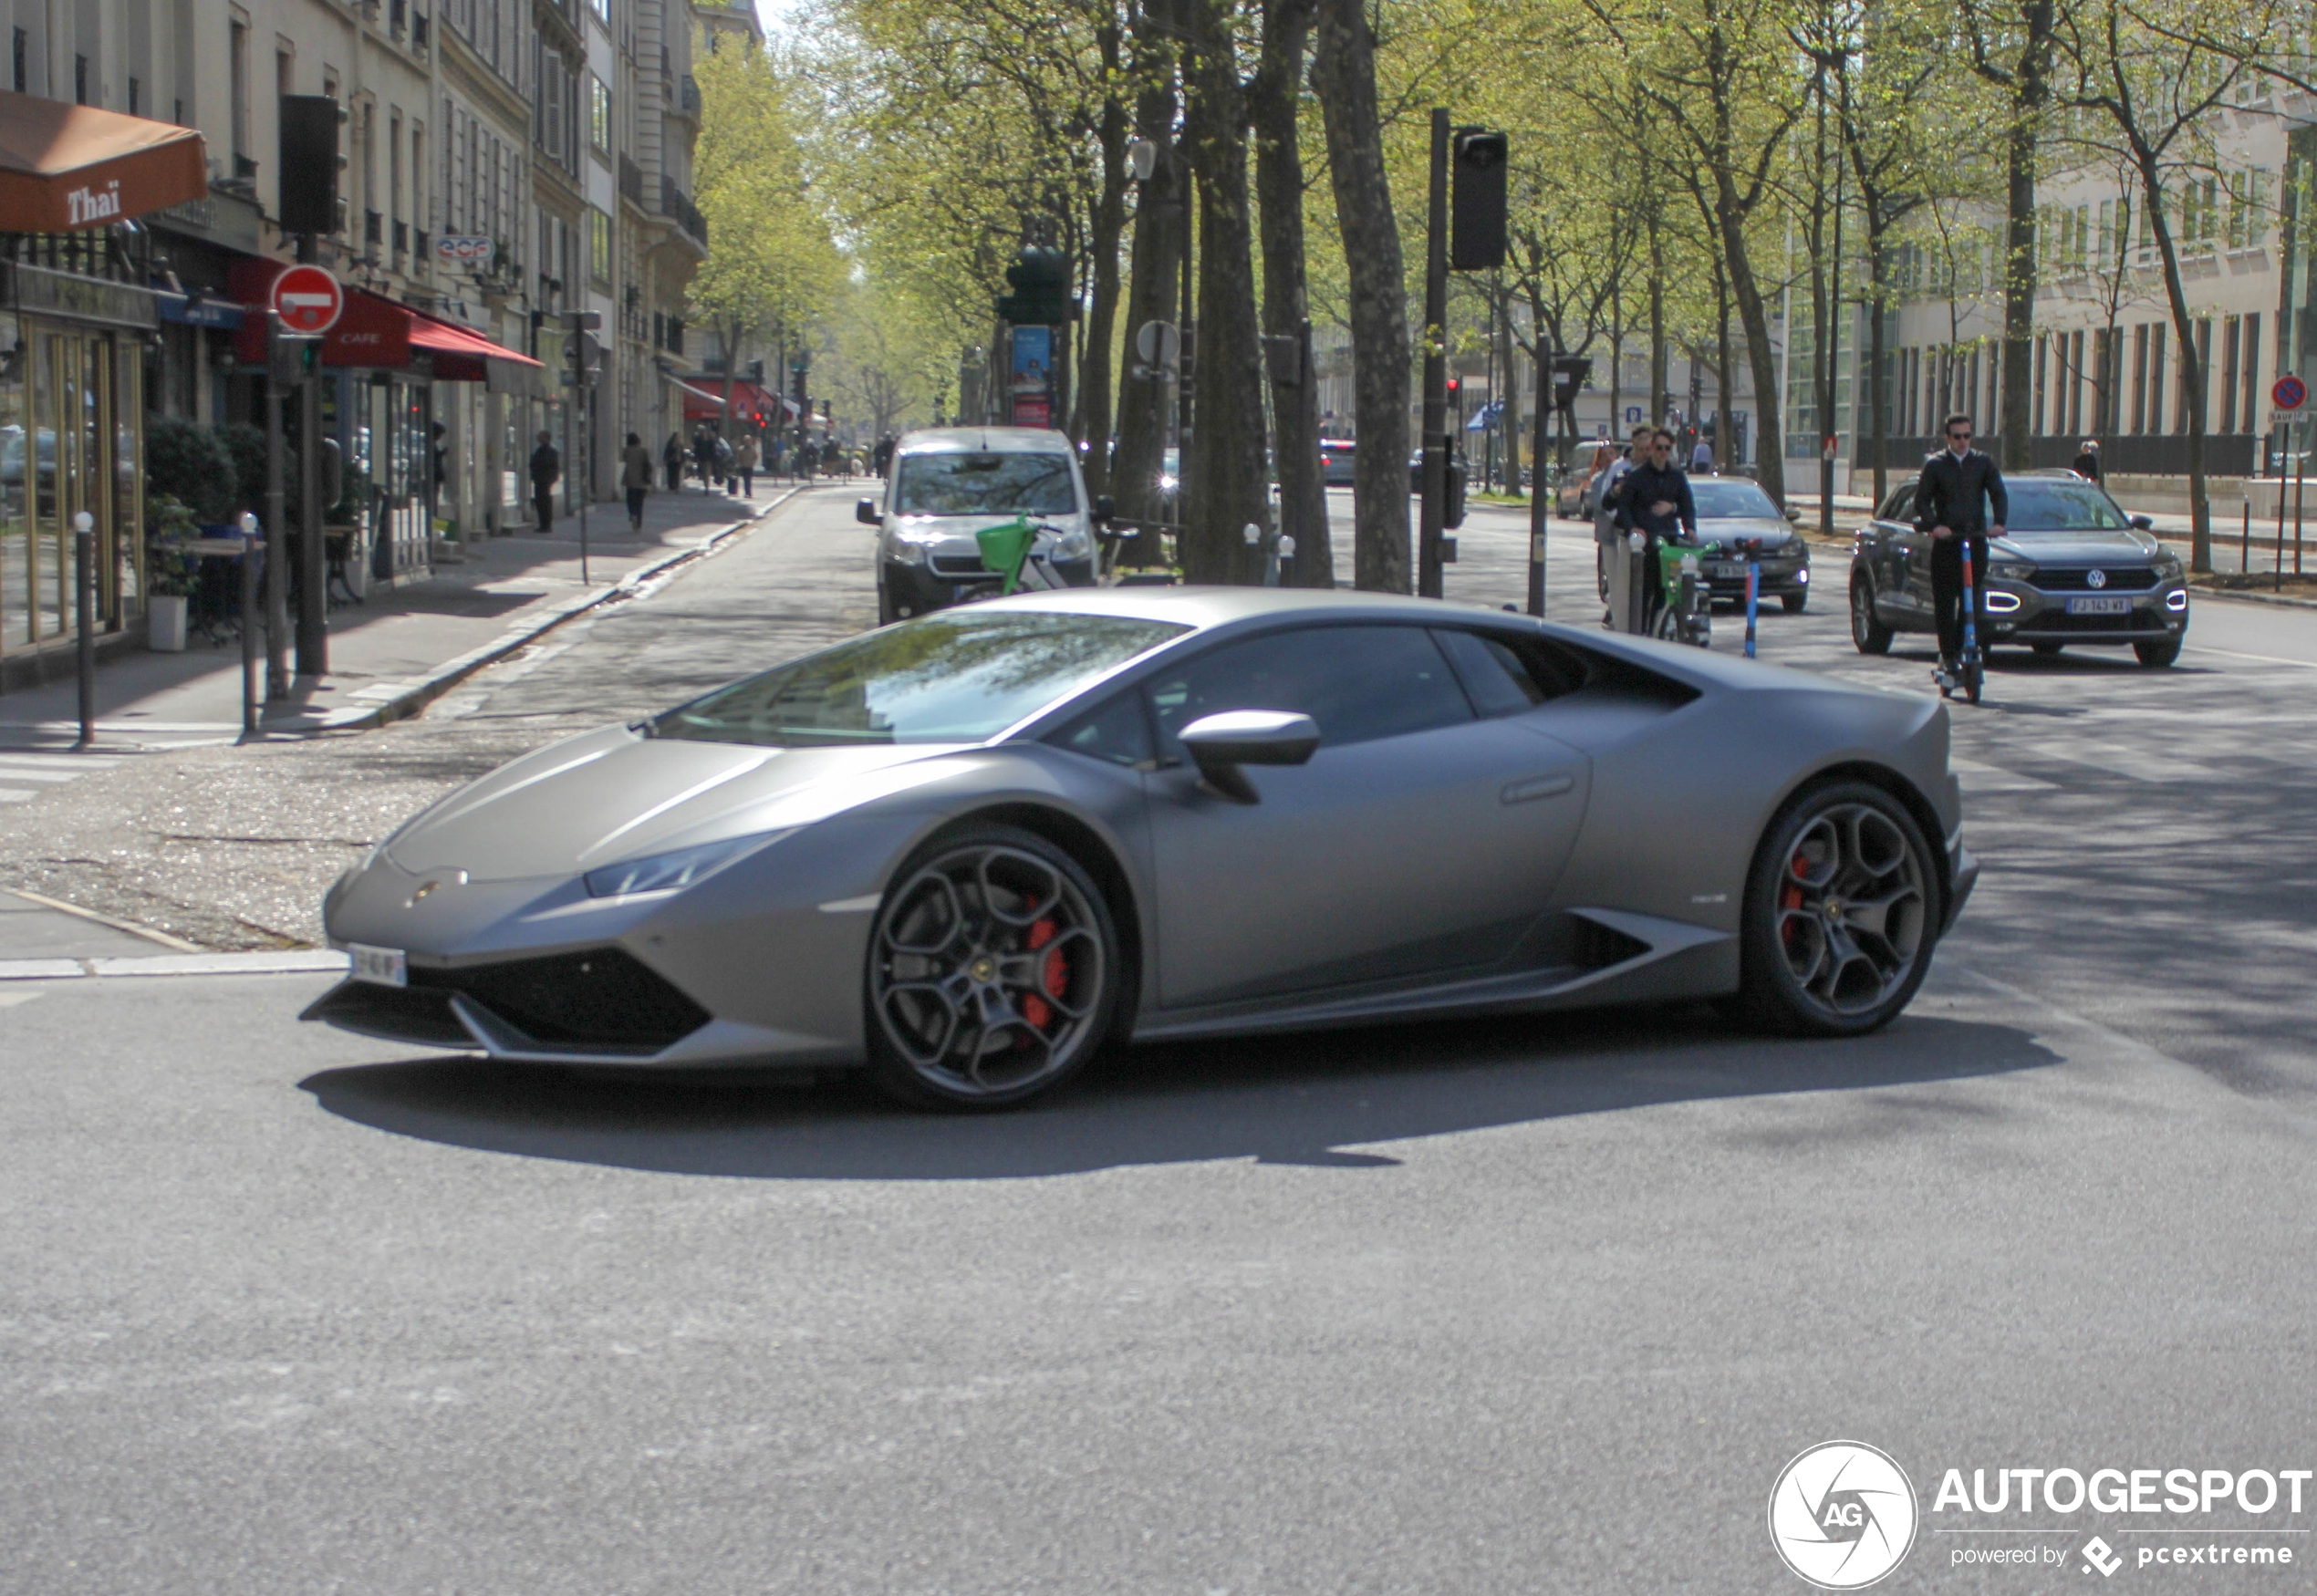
[618,153,644,208]
[659,174,708,248]
[679,75,701,118]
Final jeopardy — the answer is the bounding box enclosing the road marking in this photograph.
[0,949,349,981]
[2182,643,2317,670]
[2033,739,2213,783]
[0,990,40,1009]
[1948,757,2057,793]
[0,788,34,803]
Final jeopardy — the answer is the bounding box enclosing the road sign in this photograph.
[1134,319,1180,370]
[2273,374,2306,412]
[272,264,343,336]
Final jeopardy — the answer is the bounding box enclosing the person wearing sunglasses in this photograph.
[1608,427,1699,632]
[1912,412,2008,692]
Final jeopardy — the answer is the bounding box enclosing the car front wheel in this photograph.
[1733,781,1941,1037]
[864,825,1121,1110]
[2134,637,2182,668]
[1850,575,1894,654]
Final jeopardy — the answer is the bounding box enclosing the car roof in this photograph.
[895,427,1076,456]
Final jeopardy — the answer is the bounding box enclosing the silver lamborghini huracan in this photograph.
[306,588,1979,1107]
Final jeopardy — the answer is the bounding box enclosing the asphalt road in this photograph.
[5,485,2315,1594]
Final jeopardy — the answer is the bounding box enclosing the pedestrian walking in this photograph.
[873,433,896,477]
[1914,413,2009,695]
[2072,439,2103,482]
[733,430,758,498]
[528,430,560,534]
[621,431,655,532]
[662,432,684,492]
[692,425,718,492]
[799,437,819,479]
[1611,428,1699,627]
[713,431,734,492]
[1688,437,1714,474]
[1595,423,1653,620]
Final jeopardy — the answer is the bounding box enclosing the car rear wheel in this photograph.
[2134,638,2181,668]
[1733,781,1940,1037]
[865,825,1121,1110]
[1850,575,1893,654]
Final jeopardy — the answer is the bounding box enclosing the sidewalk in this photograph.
[0,482,795,751]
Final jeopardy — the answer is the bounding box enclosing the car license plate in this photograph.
[2066,596,2131,616]
[348,943,408,987]
[1706,561,1745,577]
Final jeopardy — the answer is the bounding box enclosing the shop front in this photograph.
[0,89,204,689]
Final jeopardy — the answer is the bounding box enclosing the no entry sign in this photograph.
[272,264,344,336]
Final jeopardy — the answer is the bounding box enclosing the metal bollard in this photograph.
[239,513,262,739]
[74,511,96,748]
[1744,559,1761,659]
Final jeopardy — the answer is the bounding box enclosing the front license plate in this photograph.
[348,943,408,988]
[2066,596,2132,616]
[1706,562,1746,578]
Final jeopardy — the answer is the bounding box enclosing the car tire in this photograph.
[2134,638,2182,668]
[877,577,903,627]
[2032,641,2064,658]
[1782,590,1809,615]
[1731,780,1942,1038]
[863,824,1123,1111]
[1849,575,1894,655]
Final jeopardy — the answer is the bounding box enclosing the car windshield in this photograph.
[2001,479,2133,532]
[1690,480,1781,519]
[649,611,1190,747]
[893,451,1076,517]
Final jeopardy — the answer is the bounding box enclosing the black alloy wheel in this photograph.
[1849,575,1894,654]
[865,825,1120,1109]
[1734,780,1941,1037]
[2134,637,2182,668]
[1782,590,1809,615]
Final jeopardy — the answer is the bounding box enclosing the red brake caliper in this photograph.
[1022,917,1061,1031]
[1780,852,1809,947]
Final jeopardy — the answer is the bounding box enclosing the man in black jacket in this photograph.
[1914,412,2009,689]
[1610,429,1699,629]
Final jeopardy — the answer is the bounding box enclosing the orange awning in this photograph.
[0,89,206,231]
[229,260,543,389]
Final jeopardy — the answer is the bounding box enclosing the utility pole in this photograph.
[1418,108,1450,599]
[1530,334,1553,617]
[262,311,292,701]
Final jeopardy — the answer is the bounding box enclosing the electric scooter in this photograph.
[1938,540,1986,704]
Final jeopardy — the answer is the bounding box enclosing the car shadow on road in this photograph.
[298,1003,2059,1180]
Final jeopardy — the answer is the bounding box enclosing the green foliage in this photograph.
[144,494,200,597]
[691,45,841,355]
[144,418,239,525]
[215,424,270,517]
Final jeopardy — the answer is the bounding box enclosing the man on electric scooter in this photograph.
[1913,413,2008,695]
[1610,428,1699,632]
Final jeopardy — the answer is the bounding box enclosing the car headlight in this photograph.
[1990,560,2036,581]
[2152,554,2184,580]
[887,534,929,566]
[1050,525,1093,562]
[583,833,777,898]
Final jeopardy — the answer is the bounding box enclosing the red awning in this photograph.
[229,260,542,389]
[0,89,206,230]
[679,378,789,422]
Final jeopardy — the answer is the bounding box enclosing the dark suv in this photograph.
[1849,472,2188,667]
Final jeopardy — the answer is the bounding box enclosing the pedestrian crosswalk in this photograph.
[0,750,125,804]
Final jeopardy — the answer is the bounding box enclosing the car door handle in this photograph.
[1501,773,1575,804]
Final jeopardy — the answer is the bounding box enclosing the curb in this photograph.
[0,949,349,981]
[2185,582,2317,611]
[327,485,806,734]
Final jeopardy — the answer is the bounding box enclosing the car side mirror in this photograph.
[1091,493,1115,524]
[2128,513,2154,531]
[1783,504,1803,523]
[856,497,882,526]
[1178,710,1320,803]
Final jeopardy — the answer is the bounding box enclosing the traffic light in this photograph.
[997,246,1072,326]
[1445,377,1460,396]
[1450,127,1508,272]
[745,358,764,383]
[278,97,345,236]
[1550,354,1593,413]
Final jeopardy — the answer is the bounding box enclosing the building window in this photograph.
[589,206,611,285]
[74,54,88,105]
[589,77,610,152]
[12,29,25,93]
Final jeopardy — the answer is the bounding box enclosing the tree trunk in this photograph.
[1252,0,1332,586]
[1312,0,1409,593]
[1995,0,2053,472]
[1865,216,1889,503]
[1499,279,1522,499]
[2135,148,2215,572]
[1647,195,1667,426]
[1715,178,1785,504]
[1182,0,1269,584]
[1113,1,1185,562]
[1713,253,1732,473]
[1079,25,1129,502]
